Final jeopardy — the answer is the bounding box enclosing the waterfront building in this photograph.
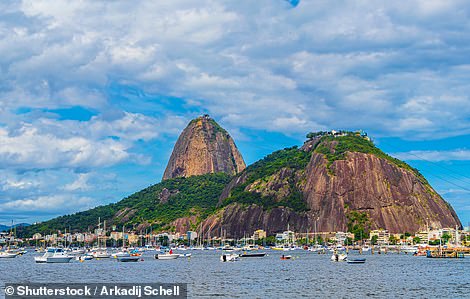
[370,229,390,245]
[253,229,266,240]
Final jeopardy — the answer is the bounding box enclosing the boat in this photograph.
[331,252,348,262]
[92,249,111,258]
[0,251,17,258]
[242,244,259,251]
[239,252,266,258]
[400,245,418,254]
[426,249,465,258]
[116,253,140,262]
[347,258,366,264]
[220,253,239,262]
[69,248,86,255]
[155,252,179,260]
[280,255,292,260]
[75,254,93,261]
[177,253,192,258]
[34,248,73,263]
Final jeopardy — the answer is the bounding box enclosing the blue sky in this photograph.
[0,0,469,227]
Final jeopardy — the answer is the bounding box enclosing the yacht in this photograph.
[0,251,17,258]
[35,248,73,263]
[92,249,111,259]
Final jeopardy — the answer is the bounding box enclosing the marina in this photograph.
[1,248,469,298]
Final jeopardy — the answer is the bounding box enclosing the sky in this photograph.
[0,0,469,227]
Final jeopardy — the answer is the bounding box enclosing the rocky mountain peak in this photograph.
[162,115,246,180]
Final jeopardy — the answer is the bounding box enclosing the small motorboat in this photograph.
[220,254,239,262]
[239,252,267,258]
[347,258,366,264]
[35,248,73,263]
[117,253,140,262]
[155,253,179,260]
[178,253,192,258]
[75,254,94,261]
[280,255,292,260]
[0,251,17,258]
[331,252,347,262]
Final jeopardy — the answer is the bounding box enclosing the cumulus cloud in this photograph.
[2,0,470,223]
[0,0,468,139]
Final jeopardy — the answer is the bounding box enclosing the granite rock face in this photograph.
[206,138,461,237]
[163,115,246,180]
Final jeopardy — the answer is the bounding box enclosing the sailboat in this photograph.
[92,218,110,258]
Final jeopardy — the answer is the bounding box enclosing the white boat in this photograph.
[220,253,239,262]
[92,249,110,258]
[155,253,179,260]
[400,245,418,254]
[75,254,93,261]
[35,248,73,263]
[0,251,17,258]
[178,253,192,258]
[309,245,325,252]
[331,252,348,262]
[112,251,130,258]
[242,244,259,251]
[69,248,86,255]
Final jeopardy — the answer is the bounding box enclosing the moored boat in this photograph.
[347,258,366,264]
[426,249,464,259]
[0,251,17,258]
[220,253,239,262]
[331,252,347,262]
[35,248,73,263]
[155,253,179,260]
[116,253,140,262]
[239,252,266,258]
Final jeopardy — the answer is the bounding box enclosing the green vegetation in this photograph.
[345,208,371,241]
[400,232,412,239]
[413,236,421,244]
[18,173,231,237]
[314,135,429,185]
[371,235,379,245]
[221,146,311,212]
[389,235,398,245]
[441,233,452,244]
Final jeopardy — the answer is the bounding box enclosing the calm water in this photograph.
[1,250,470,298]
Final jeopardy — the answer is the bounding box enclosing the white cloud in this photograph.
[2,0,470,223]
[0,194,95,213]
[0,125,129,169]
[392,149,470,162]
[0,0,469,139]
[63,173,90,191]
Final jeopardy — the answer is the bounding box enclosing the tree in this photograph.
[413,236,421,244]
[371,235,378,245]
[389,235,397,245]
[346,210,371,241]
[441,233,452,244]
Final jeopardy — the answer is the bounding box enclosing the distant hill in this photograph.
[0,223,30,232]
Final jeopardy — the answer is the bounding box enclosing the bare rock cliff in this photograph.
[163,115,246,180]
[207,137,461,237]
